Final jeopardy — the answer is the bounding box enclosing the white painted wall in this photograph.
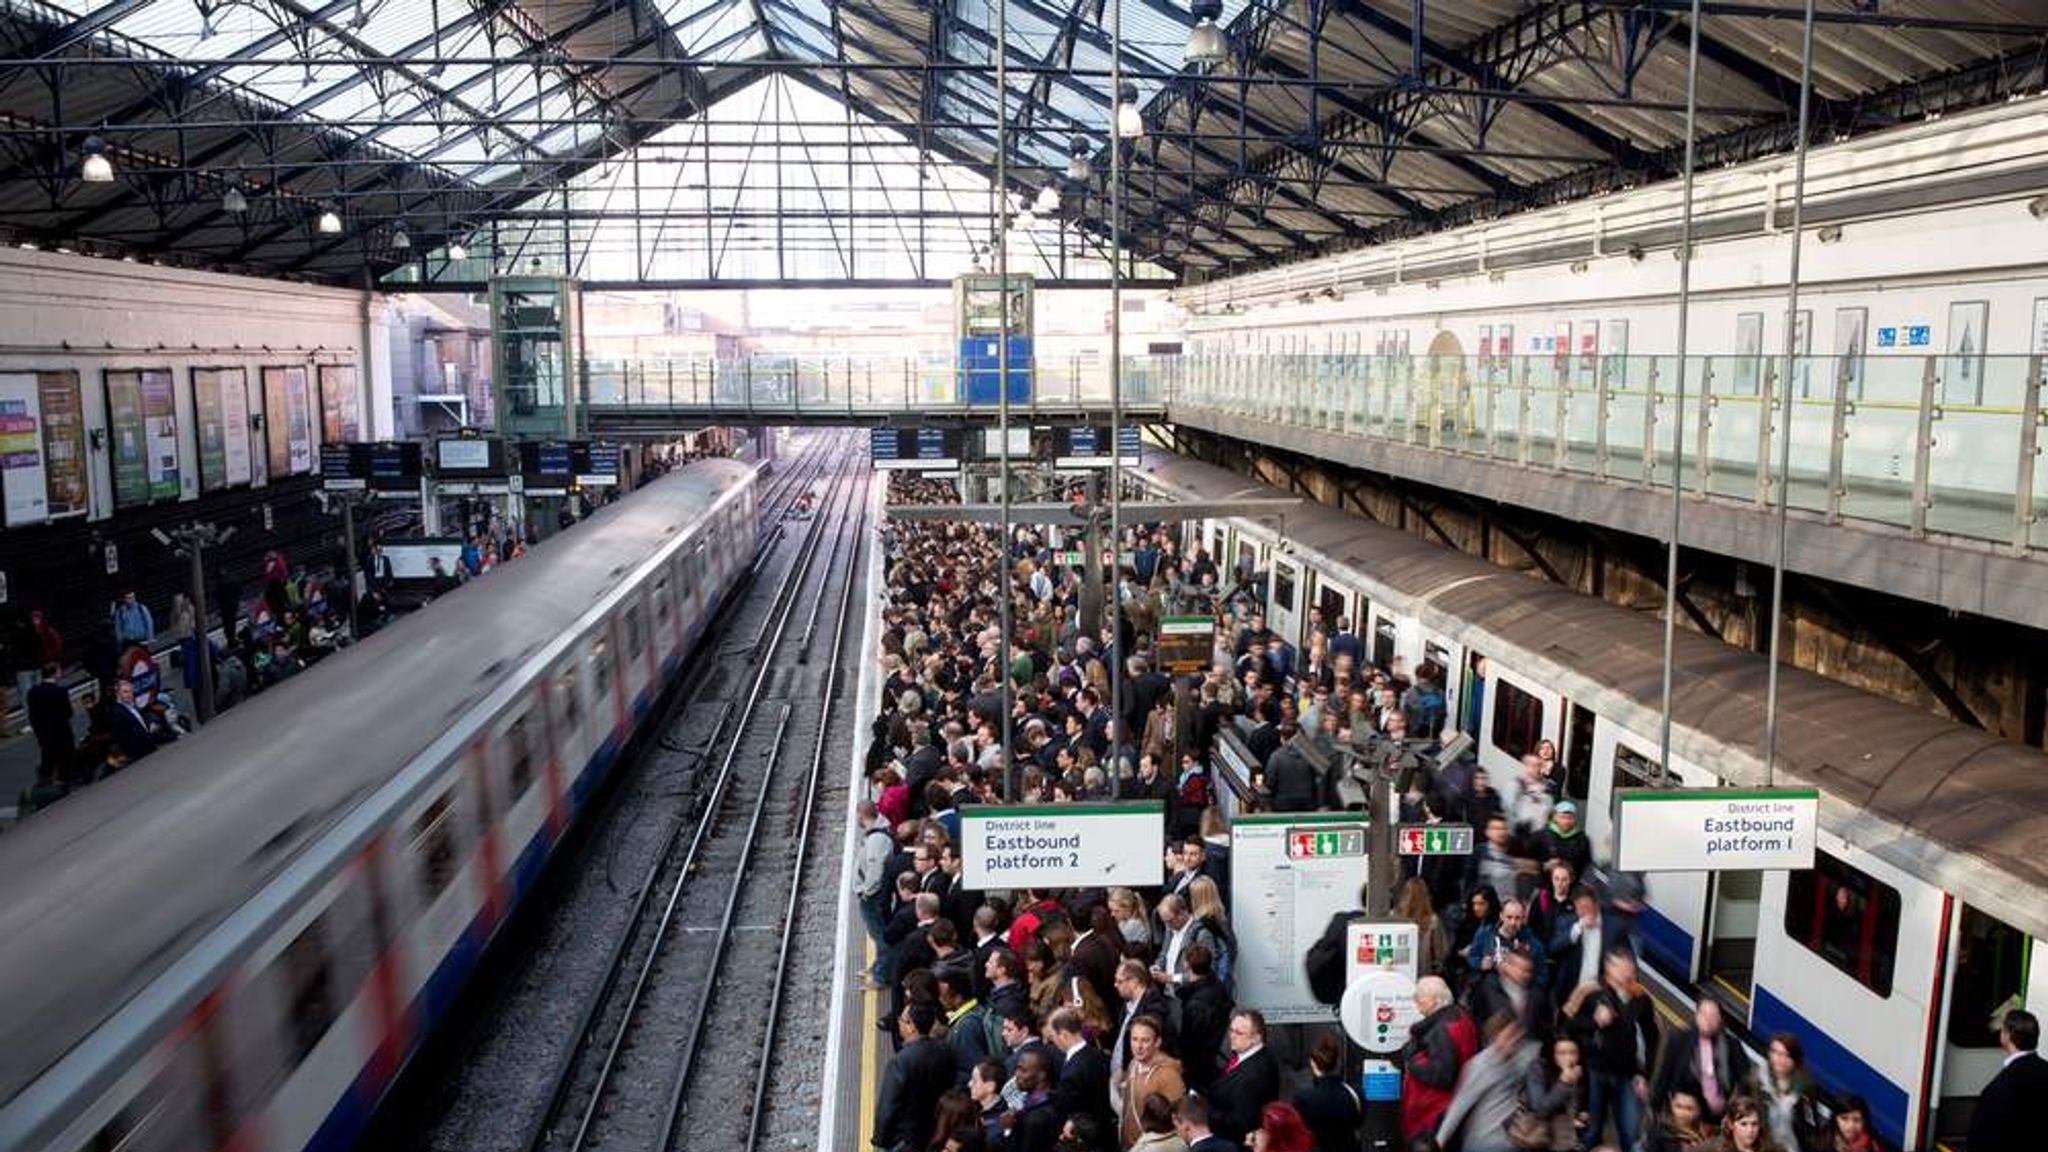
[0,248,383,519]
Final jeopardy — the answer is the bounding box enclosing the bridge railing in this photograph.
[1167,350,2047,552]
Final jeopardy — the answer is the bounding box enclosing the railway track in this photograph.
[397,428,870,1152]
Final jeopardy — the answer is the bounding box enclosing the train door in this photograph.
[1586,726,1711,985]
[1476,661,1561,797]
[1421,635,1460,739]
[1931,905,2033,1144]
[1269,554,1303,655]
[1314,577,1351,646]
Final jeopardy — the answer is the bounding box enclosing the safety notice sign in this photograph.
[960,802,1165,890]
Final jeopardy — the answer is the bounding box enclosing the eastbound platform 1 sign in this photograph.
[1616,787,1819,872]
[960,802,1165,890]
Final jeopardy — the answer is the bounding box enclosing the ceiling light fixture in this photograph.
[78,135,113,183]
[1066,136,1092,183]
[1185,0,1228,70]
[1116,81,1145,139]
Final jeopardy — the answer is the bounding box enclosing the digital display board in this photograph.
[574,441,622,487]
[368,442,423,492]
[435,436,508,476]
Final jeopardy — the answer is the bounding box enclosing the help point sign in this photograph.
[961,802,1166,890]
[1616,787,1819,872]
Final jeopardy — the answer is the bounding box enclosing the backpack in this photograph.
[1178,769,1212,812]
[1305,910,1355,1006]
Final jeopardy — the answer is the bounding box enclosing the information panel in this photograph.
[960,802,1164,891]
[1616,787,1818,872]
[1230,812,1370,1024]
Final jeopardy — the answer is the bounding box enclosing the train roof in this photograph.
[0,458,754,1113]
[1136,452,2048,941]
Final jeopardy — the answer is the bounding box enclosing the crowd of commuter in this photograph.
[857,471,1978,1152]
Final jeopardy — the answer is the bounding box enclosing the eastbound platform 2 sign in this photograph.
[1616,787,1819,872]
[960,802,1165,890]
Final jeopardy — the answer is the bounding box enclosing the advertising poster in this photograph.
[194,368,229,492]
[286,366,313,473]
[219,370,252,486]
[319,363,361,444]
[0,374,48,527]
[140,368,180,502]
[38,372,87,518]
[106,370,151,509]
[264,366,315,476]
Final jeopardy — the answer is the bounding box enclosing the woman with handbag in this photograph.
[1512,1034,1588,1151]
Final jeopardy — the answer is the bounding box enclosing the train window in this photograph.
[1273,567,1296,612]
[1608,744,1668,826]
[1946,905,2028,1048]
[411,792,461,901]
[558,668,583,737]
[590,638,613,700]
[504,715,535,800]
[282,916,336,1061]
[1784,850,1900,997]
[625,602,645,658]
[1490,677,1545,761]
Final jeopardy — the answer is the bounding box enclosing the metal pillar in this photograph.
[1658,0,1704,781]
[1760,0,1818,785]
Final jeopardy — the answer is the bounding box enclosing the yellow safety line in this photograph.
[1709,973,1754,1011]
[859,939,880,1147]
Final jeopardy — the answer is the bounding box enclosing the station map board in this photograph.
[1230,812,1369,1024]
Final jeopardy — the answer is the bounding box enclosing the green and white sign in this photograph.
[960,802,1165,890]
[1616,787,1818,872]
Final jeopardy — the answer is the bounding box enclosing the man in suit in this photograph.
[1206,1009,1282,1146]
[872,1003,954,1152]
[1970,1008,2048,1152]
[1067,905,1122,1013]
[1048,1007,1115,1132]
[25,664,74,785]
[1174,1092,1243,1152]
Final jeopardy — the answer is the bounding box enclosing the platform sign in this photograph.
[1395,824,1473,856]
[960,802,1164,891]
[1615,787,1818,872]
[1231,812,1369,1024]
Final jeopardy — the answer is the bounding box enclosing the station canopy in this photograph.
[0,1,2042,287]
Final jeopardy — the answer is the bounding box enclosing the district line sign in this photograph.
[960,802,1166,890]
[1615,787,1819,872]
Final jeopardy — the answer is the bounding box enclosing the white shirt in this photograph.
[1575,921,1602,987]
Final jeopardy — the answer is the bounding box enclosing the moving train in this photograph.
[0,458,760,1152]
[1136,451,2048,1152]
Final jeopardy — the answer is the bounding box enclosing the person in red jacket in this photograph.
[1401,975,1480,1143]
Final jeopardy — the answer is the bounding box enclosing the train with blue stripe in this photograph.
[1138,451,2048,1151]
[0,458,759,1152]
